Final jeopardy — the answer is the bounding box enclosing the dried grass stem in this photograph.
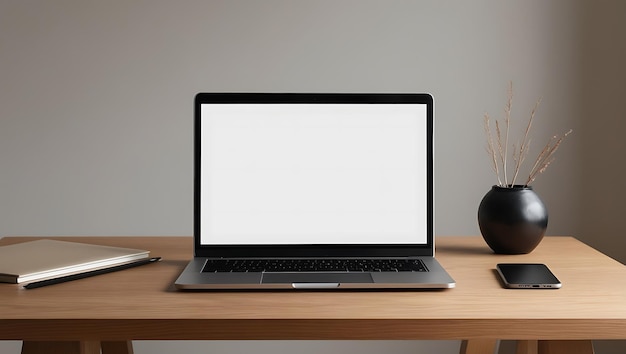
[483,83,571,187]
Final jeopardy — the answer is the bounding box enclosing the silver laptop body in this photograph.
[175,93,455,290]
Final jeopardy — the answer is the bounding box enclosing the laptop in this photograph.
[175,93,455,290]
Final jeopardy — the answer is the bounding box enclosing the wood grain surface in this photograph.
[1,236,625,342]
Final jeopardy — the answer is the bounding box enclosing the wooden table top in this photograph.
[1,236,625,341]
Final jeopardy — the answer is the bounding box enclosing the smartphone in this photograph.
[496,263,561,289]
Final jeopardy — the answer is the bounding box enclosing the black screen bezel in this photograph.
[194,93,434,258]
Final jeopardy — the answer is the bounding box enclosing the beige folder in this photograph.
[0,239,149,284]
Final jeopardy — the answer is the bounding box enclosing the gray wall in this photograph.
[1,1,624,353]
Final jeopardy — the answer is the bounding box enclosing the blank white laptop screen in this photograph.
[200,103,428,245]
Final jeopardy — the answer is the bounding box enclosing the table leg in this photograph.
[537,340,594,354]
[102,341,134,354]
[21,340,133,354]
[516,340,538,354]
[460,339,498,354]
[21,341,101,354]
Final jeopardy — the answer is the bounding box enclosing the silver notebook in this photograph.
[175,93,455,290]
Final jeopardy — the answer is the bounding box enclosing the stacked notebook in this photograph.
[0,239,150,284]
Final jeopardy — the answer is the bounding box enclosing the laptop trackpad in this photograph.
[262,272,373,284]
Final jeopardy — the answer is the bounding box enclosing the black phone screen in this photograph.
[496,263,561,289]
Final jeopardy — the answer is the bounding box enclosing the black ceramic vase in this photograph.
[477,185,548,254]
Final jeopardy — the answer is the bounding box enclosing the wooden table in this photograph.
[1,236,625,354]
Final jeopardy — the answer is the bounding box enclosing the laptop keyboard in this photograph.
[202,259,427,273]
